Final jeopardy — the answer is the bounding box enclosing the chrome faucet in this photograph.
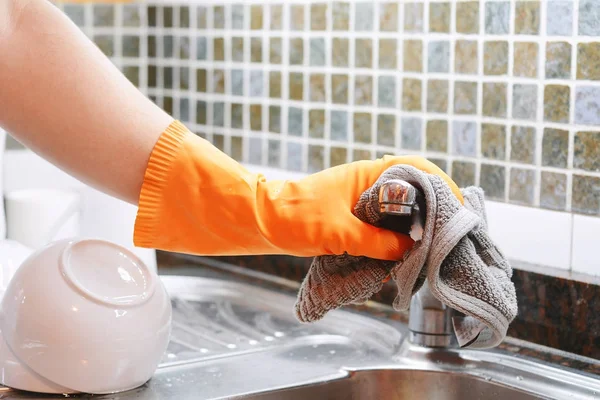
[378,180,457,348]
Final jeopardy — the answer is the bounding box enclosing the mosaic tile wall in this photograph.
[23,1,600,215]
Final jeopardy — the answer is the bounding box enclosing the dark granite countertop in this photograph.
[157,251,600,377]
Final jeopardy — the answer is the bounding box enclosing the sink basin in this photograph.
[0,275,598,400]
[243,369,542,400]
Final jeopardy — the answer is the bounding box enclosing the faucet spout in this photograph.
[378,179,458,349]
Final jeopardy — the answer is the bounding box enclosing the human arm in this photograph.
[0,0,172,204]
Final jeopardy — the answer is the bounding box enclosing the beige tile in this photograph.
[577,42,600,80]
[456,2,479,34]
[288,72,304,101]
[403,40,423,72]
[484,41,509,75]
[402,78,422,111]
[332,2,350,31]
[332,38,349,67]
[455,40,478,75]
[355,39,373,68]
[378,39,397,69]
[311,3,327,31]
[331,74,348,104]
[544,85,570,123]
[513,42,538,78]
[379,3,398,32]
[427,80,449,113]
[426,120,448,152]
[310,74,326,102]
[429,2,450,33]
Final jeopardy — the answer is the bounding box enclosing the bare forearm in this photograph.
[0,0,173,204]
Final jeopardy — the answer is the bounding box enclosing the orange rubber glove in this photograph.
[134,121,463,261]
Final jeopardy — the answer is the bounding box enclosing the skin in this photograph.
[0,0,173,204]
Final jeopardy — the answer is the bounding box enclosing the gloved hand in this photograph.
[134,121,463,261]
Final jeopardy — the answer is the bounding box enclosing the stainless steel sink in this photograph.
[0,276,598,400]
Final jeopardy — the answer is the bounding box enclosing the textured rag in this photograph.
[294,164,518,349]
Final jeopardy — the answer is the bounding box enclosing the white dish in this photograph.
[0,238,172,394]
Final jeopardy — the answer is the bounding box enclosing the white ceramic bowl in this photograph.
[0,240,33,301]
[0,238,172,394]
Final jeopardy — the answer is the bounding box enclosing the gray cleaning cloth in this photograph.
[294,164,518,349]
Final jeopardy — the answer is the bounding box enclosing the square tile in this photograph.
[544,85,570,123]
[212,69,225,94]
[213,6,225,29]
[269,71,281,98]
[540,172,567,211]
[452,121,478,157]
[163,35,174,58]
[575,86,600,125]
[353,113,372,143]
[404,3,424,32]
[163,67,173,89]
[196,69,207,92]
[148,65,157,88]
[123,66,139,86]
[511,126,536,164]
[380,3,399,32]
[178,36,191,60]
[330,110,348,141]
[332,74,349,104]
[378,76,396,108]
[577,43,600,80]
[429,2,451,33]
[268,140,281,167]
[288,107,303,136]
[244,74,264,99]
[455,40,479,75]
[180,7,190,28]
[542,128,569,168]
[120,6,140,28]
[269,106,281,133]
[231,103,244,129]
[354,75,373,105]
[213,38,225,61]
[579,0,600,36]
[481,124,506,160]
[197,37,208,60]
[572,175,600,215]
[231,70,244,96]
[251,5,264,30]
[270,5,282,30]
[546,1,573,36]
[426,120,448,152]
[401,118,423,150]
[355,39,373,68]
[484,41,509,75]
[427,80,449,113]
[250,105,262,131]
[94,35,114,57]
[430,159,448,172]
[197,6,207,29]
[93,5,114,26]
[333,2,350,30]
[509,168,536,205]
[451,161,476,187]
[148,6,157,27]
[163,6,174,28]
[196,101,207,124]
[332,38,349,67]
[310,74,326,102]
[378,39,397,69]
[311,3,327,31]
[230,136,242,161]
[513,42,538,78]
[289,72,304,101]
[250,38,262,63]
[309,109,325,138]
[179,67,190,90]
[290,5,305,31]
[454,81,478,115]
[403,40,423,72]
[377,114,396,147]
[355,2,374,31]
[512,84,538,120]
[213,103,225,127]
[515,1,540,35]
[456,2,480,34]
[147,35,157,58]
[269,38,281,64]
[330,147,348,166]
[574,131,600,171]
[479,164,506,200]
[353,149,372,162]
[402,78,422,111]
[64,5,85,26]
[287,142,304,172]
[308,146,325,173]
[482,83,507,117]
[546,42,572,79]
[213,135,224,151]
[310,38,326,66]
[428,41,450,73]
[485,2,510,34]
[290,38,304,65]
